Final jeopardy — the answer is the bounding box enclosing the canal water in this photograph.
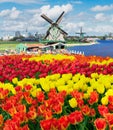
[67,40,113,57]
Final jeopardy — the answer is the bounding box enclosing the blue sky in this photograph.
[0,0,113,38]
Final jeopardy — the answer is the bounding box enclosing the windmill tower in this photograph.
[76,27,86,41]
[108,33,113,38]
[41,11,68,44]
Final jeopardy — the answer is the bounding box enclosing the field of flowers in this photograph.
[0,54,113,130]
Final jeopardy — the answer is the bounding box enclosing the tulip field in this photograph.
[1,54,113,130]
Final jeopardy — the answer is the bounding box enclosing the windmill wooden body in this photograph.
[41,11,68,44]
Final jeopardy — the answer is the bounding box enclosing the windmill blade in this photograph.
[55,11,65,24]
[45,30,50,39]
[57,26,68,35]
[80,27,86,34]
[45,27,51,39]
[41,14,53,24]
[80,27,82,33]
[45,32,49,39]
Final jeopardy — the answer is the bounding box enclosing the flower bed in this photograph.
[0,54,113,130]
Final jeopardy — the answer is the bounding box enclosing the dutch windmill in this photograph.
[108,32,113,37]
[76,27,86,41]
[41,11,68,44]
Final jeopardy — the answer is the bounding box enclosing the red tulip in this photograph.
[20,124,30,130]
[81,105,90,116]
[90,108,96,117]
[88,91,99,105]
[16,104,26,113]
[94,118,106,130]
[36,91,45,103]
[98,105,109,117]
[108,96,113,105]
[105,113,113,128]
[68,110,83,124]
[27,110,37,120]
[0,114,3,126]
[57,116,69,130]
[40,119,51,130]
[108,104,113,112]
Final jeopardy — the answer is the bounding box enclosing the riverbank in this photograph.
[66,41,99,47]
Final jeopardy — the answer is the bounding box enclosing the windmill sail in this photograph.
[56,11,65,24]
[57,26,68,35]
[41,14,53,24]
[80,27,86,34]
[45,27,51,39]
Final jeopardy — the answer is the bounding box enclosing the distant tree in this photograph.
[11,35,25,41]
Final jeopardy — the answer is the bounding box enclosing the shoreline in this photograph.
[66,41,99,47]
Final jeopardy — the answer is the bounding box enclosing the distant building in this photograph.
[2,35,14,41]
[35,32,39,38]
[27,32,32,38]
[15,31,21,37]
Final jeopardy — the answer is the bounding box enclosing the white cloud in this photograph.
[77,12,85,16]
[0,9,10,17]
[91,4,113,12]
[10,7,21,19]
[63,22,85,34]
[0,7,21,19]
[78,22,85,27]
[1,20,26,32]
[40,5,50,14]
[26,9,40,14]
[95,13,106,21]
[40,4,73,19]
[94,25,113,33]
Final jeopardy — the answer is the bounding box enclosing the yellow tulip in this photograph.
[104,82,111,89]
[96,84,105,94]
[87,87,94,95]
[83,93,89,99]
[101,96,108,105]
[57,85,68,92]
[69,98,77,108]
[91,73,99,79]
[31,88,41,97]
[72,74,80,83]
[12,78,18,84]
[66,80,74,87]
[73,83,80,90]
[105,89,113,97]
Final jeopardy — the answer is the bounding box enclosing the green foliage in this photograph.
[0,108,11,121]
[28,116,43,130]
[35,72,40,79]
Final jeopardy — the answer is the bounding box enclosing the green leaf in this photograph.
[36,121,41,130]
[105,125,110,130]
[67,124,76,130]
[28,120,36,130]
[35,72,40,79]
[0,108,11,121]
